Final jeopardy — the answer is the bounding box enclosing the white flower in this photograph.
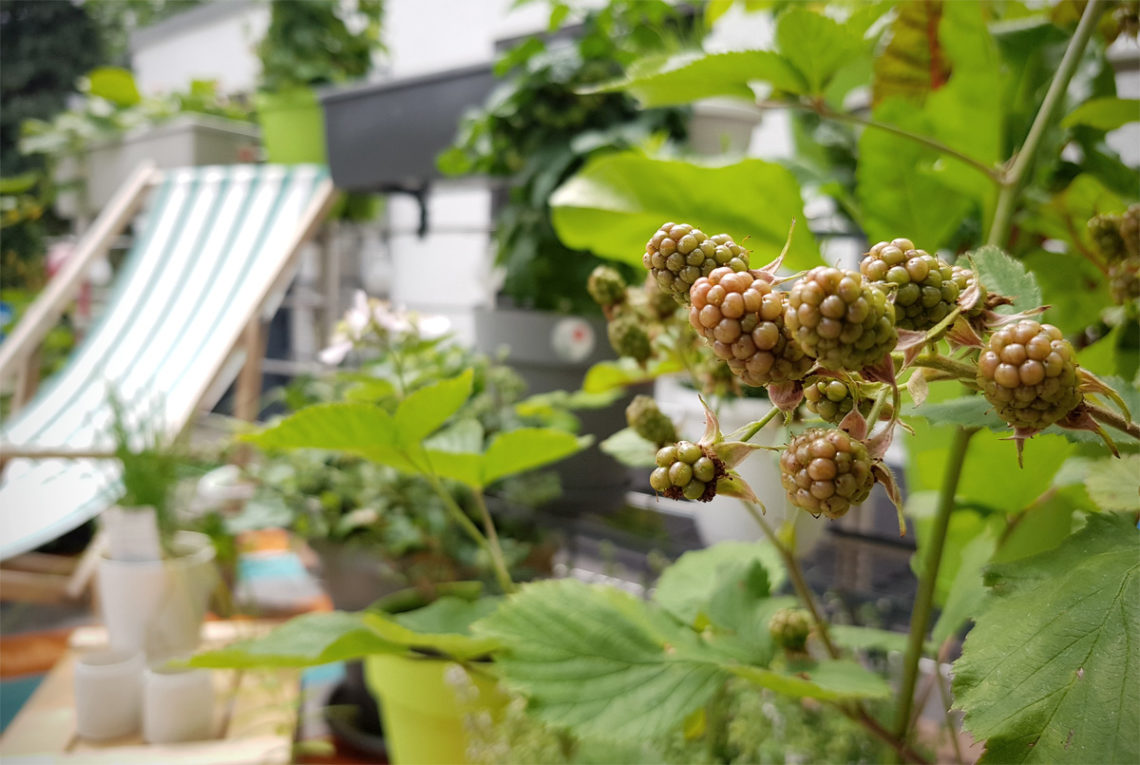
[371,301,412,335]
[417,314,452,339]
[318,338,353,365]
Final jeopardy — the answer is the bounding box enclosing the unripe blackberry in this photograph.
[1121,205,1139,259]
[626,395,678,446]
[768,607,812,652]
[861,239,959,331]
[801,379,891,424]
[977,320,1082,431]
[1108,258,1140,304]
[643,278,680,321]
[607,314,651,363]
[1089,214,1126,261]
[779,428,874,519]
[644,222,749,305]
[689,267,812,386]
[587,265,626,307]
[951,265,987,317]
[649,440,722,502]
[785,267,897,371]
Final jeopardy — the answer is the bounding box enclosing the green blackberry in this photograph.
[801,379,892,424]
[977,320,1082,431]
[649,440,723,502]
[587,265,627,307]
[644,222,749,305]
[607,314,651,363]
[768,607,812,652]
[779,428,874,519]
[626,395,678,447]
[861,239,959,331]
[951,264,987,317]
[785,267,897,371]
[689,266,812,386]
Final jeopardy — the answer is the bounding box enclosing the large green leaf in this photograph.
[363,609,501,661]
[729,658,890,702]
[481,428,589,486]
[871,1,949,105]
[775,8,865,95]
[1021,249,1109,332]
[830,625,908,654]
[394,370,473,447]
[653,542,786,629]
[187,612,399,668]
[593,50,806,107]
[953,513,1140,764]
[243,403,414,472]
[475,579,727,740]
[1061,98,1140,131]
[970,246,1043,315]
[550,153,821,272]
[581,358,683,393]
[932,530,996,645]
[1084,454,1140,512]
[599,426,658,468]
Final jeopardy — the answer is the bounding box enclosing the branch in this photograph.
[1088,402,1140,440]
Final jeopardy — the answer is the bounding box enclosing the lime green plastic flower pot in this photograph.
[364,653,505,764]
[255,88,327,164]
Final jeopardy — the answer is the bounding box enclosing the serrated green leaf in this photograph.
[390,595,500,635]
[476,579,727,740]
[421,449,483,488]
[423,418,484,454]
[654,542,786,629]
[776,9,864,95]
[550,153,821,272]
[187,612,399,668]
[969,246,1043,315]
[362,602,502,661]
[729,659,890,701]
[1021,250,1109,332]
[904,396,1004,430]
[1084,454,1140,512]
[394,370,473,447]
[600,426,658,468]
[343,377,396,402]
[932,531,996,645]
[481,428,588,486]
[990,486,1083,566]
[591,50,805,106]
[1061,97,1140,131]
[581,358,682,393]
[830,625,909,654]
[953,513,1140,764]
[243,403,415,472]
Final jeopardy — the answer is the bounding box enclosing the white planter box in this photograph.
[55,115,259,220]
[688,99,763,156]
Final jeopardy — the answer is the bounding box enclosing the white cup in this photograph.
[74,649,143,740]
[142,665,215,744]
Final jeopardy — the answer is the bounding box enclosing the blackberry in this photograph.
[768,607,812,652]
[644,222,749,305]
[951,265,987,317]
[1109,258,1140,304]
[801,379,891,424]
[626,395,677,447]
[649,440,723,502]
[977,320,1082,431]
[689,267,812,386]
[587,265,627,307]
[643,278,680,321]
[1121,205,1139,259]
[861,239,959,331]
[779,428,874,519]
[1089,214,1126,261]
[785,267,897,371]
[608,314,651,362]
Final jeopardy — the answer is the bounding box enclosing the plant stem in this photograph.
[911,354,977,381]
[846,706,932,765]
[987,0,1105,247]
[730,405,783,443]
[866,385,892,429]
[1088,402,1140,440]
[893,427,977,740]
[934,640,966,765]
[424,471,514,594]
[472,490,517,594]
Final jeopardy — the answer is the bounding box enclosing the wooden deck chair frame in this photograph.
[0,162,339,602]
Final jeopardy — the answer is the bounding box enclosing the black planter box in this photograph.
[319,63,496,192]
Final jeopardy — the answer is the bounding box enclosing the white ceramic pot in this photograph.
[654,377,825,555]
[97,531,218,660]
[74,649,144,740]
[142,665,215,744]
[102,506,164,562]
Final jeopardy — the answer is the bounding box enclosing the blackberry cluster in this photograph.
[689,267,812,386]
[650,440,722,501]
[779,428,874,519]
[785,267,897,371]
[644,223,749,304]
[861,239,959,331]
[768,607,812,652]
[587,265,627,308]
[977,320,1082,431]
[607,314,651,363]
[1090,206,1140,304]
[801,379,889,424]
[626,395,678,447]
[951,264,986,318]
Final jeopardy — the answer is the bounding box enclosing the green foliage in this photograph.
[1083,454,1140,511]
[440,0,694,314]
[550,153,820,271]
[256,0,384,92]
[652,542,786,628]
[1061,97,1140,131]
[970,245,1044,316]
[953,513,1140,763]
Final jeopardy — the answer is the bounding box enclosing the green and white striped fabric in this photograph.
[0,164,333,559]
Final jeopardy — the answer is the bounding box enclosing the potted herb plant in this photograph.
[97,396,218,661]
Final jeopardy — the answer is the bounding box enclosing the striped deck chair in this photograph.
[0,163,337,564]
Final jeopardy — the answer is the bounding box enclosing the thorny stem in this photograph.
[1088,402,1140,440]
[894,427,978,741]
[866,385,892,430]
[910,354,976,381]
[731,406,783,443]
[987,0,1105,247]
[756,99,1003,184]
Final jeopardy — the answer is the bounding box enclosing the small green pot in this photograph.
[364,653,505,764]
[255,88,327,164]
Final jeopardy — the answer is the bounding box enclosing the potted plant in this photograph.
[20,68,257,221]
[97,395,219,661]
[254,0,383,165]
